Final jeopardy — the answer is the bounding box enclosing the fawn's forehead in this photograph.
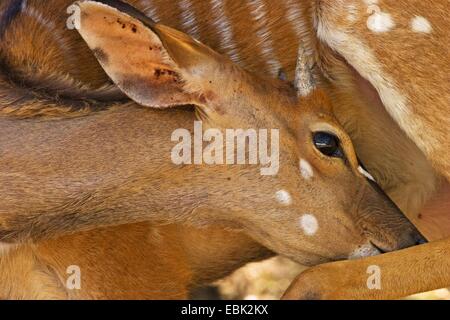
[276,92,335,130]
[236,89,335,138]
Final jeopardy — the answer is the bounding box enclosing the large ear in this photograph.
[74,0,224,108]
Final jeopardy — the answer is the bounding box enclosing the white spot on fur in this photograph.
[23,4,56,28]
[299,159,313,180]
[349,243,381,259]
[410,16,432,33]
[366,7,395,33]
[358,166,375,181]
[363,0,378,5]
[275,190,292,206]
[299,214,318,235]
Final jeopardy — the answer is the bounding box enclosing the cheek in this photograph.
[299,214,319,235]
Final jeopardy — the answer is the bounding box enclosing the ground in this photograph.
[215,257,450,300]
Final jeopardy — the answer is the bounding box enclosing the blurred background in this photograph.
[194,256,450,300]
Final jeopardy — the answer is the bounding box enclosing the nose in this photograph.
[356,179,428,252]
[410,229,428,245]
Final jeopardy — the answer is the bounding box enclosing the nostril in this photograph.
[412,231,428,245]
[404,225,428,246]
[416,238,427,245]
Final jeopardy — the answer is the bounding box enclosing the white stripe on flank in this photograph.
[210,0,241,62]
[22,3,72,62]
[246,0,282,76]
[283,0,313,55]
[22,3,56,29]
[178,0,201,39]
[140,0,161,22]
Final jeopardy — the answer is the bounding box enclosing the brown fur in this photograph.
[0,0,440,299]
[0,0,437,219]
[0,223,272,299]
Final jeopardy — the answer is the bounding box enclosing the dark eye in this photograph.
[313,132,344,158]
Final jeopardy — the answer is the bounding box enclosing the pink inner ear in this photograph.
[115,68,193,108]
[76,2,195,108]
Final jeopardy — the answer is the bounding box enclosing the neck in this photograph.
[0,105,231,241]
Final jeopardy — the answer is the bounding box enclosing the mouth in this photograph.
[369,241,387,254]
